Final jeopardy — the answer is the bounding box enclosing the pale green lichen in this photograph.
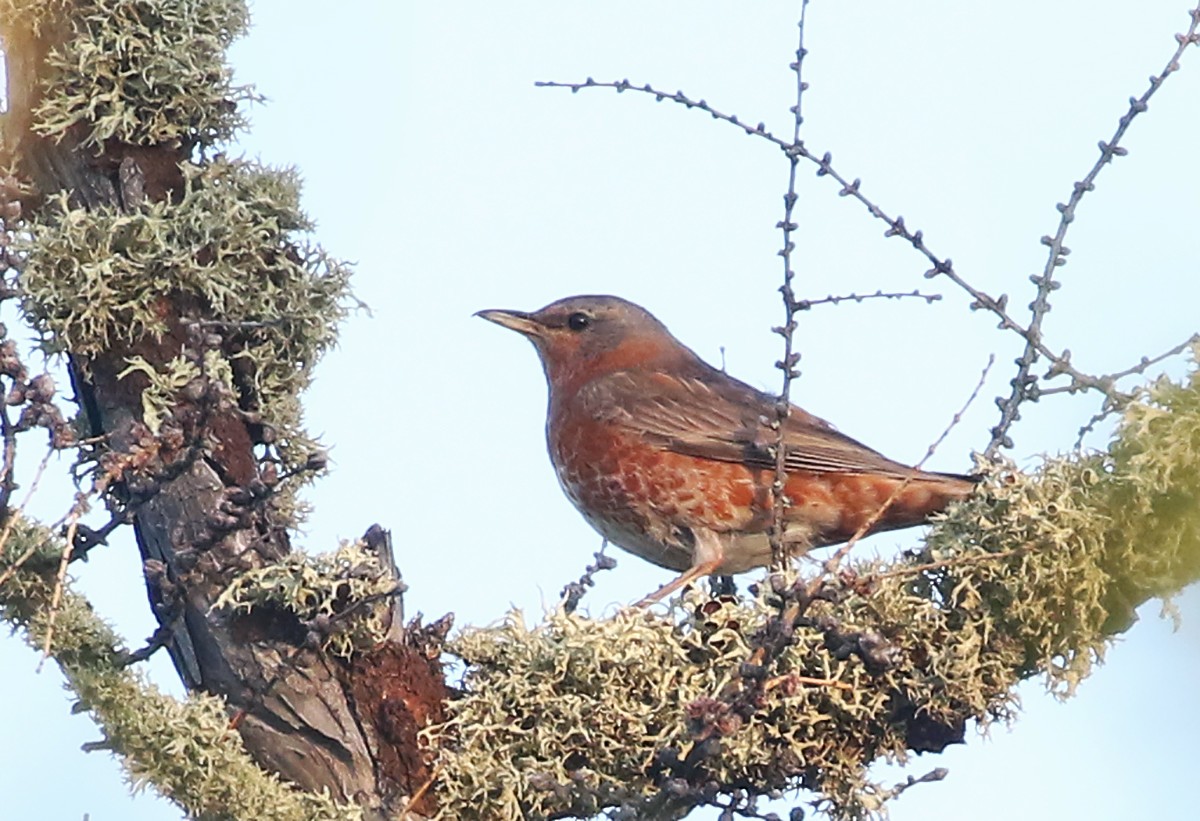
[0,516,362,821]
[0,0,255,147]
[117,349,235,434]
[0,0,72,37]
[428,356,1200,820]
[18,156,354,472]
[213,539,400,659]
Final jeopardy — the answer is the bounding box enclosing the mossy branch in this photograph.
[0,518,361,821]
[17,155,354,477]
[3,0,1196,818]
[0,0,255,147]
[428,351,1200,820]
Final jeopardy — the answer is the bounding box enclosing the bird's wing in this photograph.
[579,368,922,479]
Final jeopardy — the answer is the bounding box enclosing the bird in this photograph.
[476,295,976,602]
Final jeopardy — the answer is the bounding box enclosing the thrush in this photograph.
[477,295,976,601]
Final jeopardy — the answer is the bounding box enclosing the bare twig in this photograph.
[0,446,56,588]
[798,152,1114,399]
[117,611,182,667]
[397,763,443,821]
[987,8,1200,456]
[0,388,17,515]
[1074,400,1123,450]
[38,505,83,668]
[763,672,853,692]
[1061,332,1200,447]
[1093,332,1198,388]
[537,78,1107,398]
[878,767,949,803]
[535,79,791,148]
[559,542,617,614]
[769,1,811,569]
[793,288,942,311]
[820,355,994,579]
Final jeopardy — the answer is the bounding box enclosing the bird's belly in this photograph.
[574,506,694,572]
[548,420,769,572]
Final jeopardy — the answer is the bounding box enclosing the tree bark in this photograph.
[1,17,445,818]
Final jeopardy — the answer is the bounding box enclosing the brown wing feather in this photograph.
[579,366,935,480]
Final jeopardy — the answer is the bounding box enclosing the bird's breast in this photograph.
[546,402,773,569]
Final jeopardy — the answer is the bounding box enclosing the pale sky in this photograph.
[2,2,1198,819]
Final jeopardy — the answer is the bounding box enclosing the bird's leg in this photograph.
[634,559,722,607]
[709,574,737,597]
[634,529,725,607]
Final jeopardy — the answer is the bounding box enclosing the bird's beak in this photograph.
[474,308,544,338]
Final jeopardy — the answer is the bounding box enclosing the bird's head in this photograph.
[476,295,694,393]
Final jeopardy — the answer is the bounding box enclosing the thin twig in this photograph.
[820,355,994,580]
[38,507,82,668]
[798,151,1109,397]
[793,289,942,310]
[764,673,853,692]
[535,79,792,148]
[1038,333,1200,446]
[1073,397,1124,450]
[538,77,1107,398]
[397,763,443,821]
[0,389,18,515]
[768,0,811,569]
[1099,332,1199,386]
[0,446,56,588]
[987,9,1200,456]
[117,613,182,667]
[559,541,617,614]
[878,767,949,802]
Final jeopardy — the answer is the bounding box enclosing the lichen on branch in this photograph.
[17,156,354,473]
[0,0,256,147]
[214,537,404,660]
[0,517,362,821]
[428,352,1200,820]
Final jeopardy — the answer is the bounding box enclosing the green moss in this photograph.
[0,517,362,821]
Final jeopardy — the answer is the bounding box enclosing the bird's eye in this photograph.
[567,312,592,332]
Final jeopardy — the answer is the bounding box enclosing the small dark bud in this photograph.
[665,778,690,797]
[739,662,767,681]
[28,373,55,403]
[653,746,681,770]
